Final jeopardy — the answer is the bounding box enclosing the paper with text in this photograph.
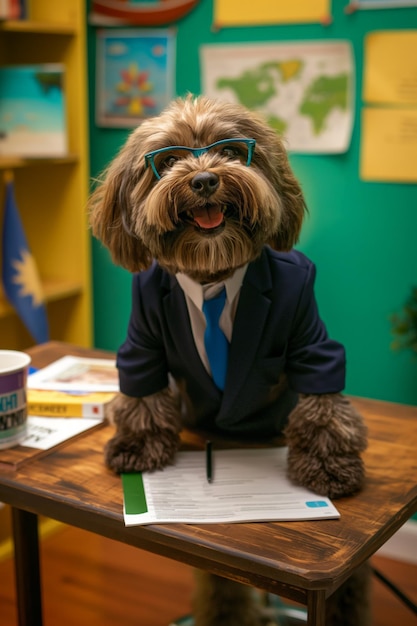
[23,416,100,450]
[360,107,417,182]
[363,31,417,105]
[123,447,340,525]
[213,0,330,27]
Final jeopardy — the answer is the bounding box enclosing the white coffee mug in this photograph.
[0,350,31,450]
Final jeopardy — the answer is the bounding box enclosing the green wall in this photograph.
[87,1,417,406]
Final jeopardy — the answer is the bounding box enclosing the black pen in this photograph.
[206,440,213,483]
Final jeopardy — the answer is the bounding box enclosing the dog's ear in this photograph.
[265,135,307,252]
[243,109,307,252]
[89,136,152,273]
[269,163,307,252]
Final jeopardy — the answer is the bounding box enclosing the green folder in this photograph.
[121,473,148,515]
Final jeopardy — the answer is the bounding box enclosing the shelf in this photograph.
[0,0,92,350]
[0,155,79,170]
[0,278,84,318]
[0,20,76,35]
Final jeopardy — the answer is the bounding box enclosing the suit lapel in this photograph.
[219,250,273,421]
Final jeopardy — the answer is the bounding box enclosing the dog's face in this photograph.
[89,96,306,283]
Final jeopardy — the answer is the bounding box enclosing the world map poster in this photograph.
[201,41,354,154]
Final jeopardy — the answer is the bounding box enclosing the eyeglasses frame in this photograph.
[144,137,256,180]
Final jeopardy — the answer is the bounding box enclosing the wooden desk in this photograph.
[0,342,416,626]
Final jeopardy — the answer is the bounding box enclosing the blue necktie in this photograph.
[203,288,229,390]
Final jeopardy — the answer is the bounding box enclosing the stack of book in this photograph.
[28,355,119,420]
[0,356,119,469]
[28,389,116,419]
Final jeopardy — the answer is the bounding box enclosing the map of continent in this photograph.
[216,60,305,135]
[202,42,354,153]
[299,73,349,134]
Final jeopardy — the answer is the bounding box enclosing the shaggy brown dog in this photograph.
[89,95,369,626]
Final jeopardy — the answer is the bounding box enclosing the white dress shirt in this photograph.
[176,265,248,375]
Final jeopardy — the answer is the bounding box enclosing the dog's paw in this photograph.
[284,393,367,498]
[105,429,181,474]
[287,448,365,499]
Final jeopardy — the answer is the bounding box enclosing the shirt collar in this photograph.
[176,264,248,311]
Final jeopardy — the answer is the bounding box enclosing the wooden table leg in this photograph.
[307,589,326,626]
[12,508,43,626]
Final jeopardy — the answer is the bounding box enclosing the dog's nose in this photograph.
[190,172,219,197]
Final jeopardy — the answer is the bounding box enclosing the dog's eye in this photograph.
[163,155,179,169]
[219,145,244,160]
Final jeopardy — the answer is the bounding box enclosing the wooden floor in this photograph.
[0,524,416,626]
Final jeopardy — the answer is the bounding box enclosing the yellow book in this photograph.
[27,389,116,420]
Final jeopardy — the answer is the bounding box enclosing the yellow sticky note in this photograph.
[363,31,417,105]
[213,0,330,27]
[360,107,417,182]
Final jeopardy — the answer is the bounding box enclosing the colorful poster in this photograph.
[213,0,331,27]
[96,29,175,127]
[0,64,67,157]
[201,41,354,154]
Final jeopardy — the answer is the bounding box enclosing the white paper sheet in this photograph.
[23,416,100,450]
[123,447,340,525]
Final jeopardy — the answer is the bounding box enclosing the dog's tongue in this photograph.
[192,205,224,229]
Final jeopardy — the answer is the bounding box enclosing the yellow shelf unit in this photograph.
[0,0,91,350]
[0,19,77,35]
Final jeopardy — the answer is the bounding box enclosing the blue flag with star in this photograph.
[2,179,49,344]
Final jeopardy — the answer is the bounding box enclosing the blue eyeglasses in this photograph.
[144,138,256,180]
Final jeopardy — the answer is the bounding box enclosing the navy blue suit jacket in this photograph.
[117,247,346,438]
